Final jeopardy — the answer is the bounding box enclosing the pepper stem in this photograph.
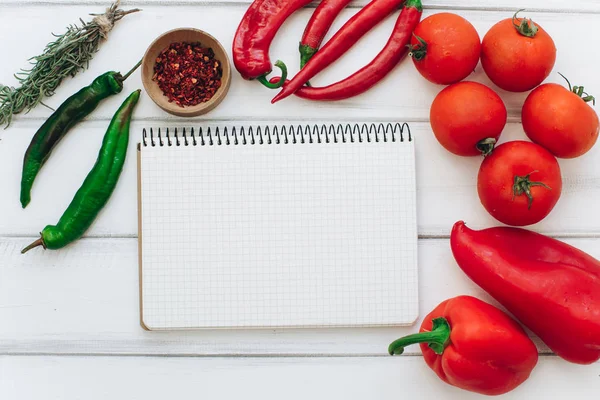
[476,138,497,156]
[512,9,538,37]
[388,317,451,356]
[512,171,551,209]
[404,0,423,11]
[558,72,596,105]
[257,60,288,89]
[21,237,45,254]
[121,59,143,81]
[299,44,318,69]
[407,34,427,61]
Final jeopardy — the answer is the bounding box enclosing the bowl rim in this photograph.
[141,27,231,117]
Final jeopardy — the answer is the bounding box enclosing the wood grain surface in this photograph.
[1,355,598,400]
[1,1,599,399]
[1,0,600,12]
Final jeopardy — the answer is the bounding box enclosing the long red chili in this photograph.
[299,0,352,68]
[272,0,406,102]
[285,0,421,100]
[233,0,311,88]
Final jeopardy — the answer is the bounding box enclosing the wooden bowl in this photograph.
[141,28,231,117]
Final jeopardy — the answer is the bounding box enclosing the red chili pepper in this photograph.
[299,0,352,68]
[271,0,406,103]
[280,0,421,101]
[388,296,538,396]
[233,0,310,89]
[451,221,600,365]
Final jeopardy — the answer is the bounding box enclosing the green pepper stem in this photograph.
[257,60,288,89]
[21,237,45,254]
[388,317,451,356]
[121,59,143,81]
[405,0,423,11]
[299,44,318,69]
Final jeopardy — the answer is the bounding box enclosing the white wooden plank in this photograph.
[0,6,598,124]
[1,120,599,238]
[0,355,598,400]
[1,0,599,13]
[5,235,600,356]
[0,1,596,397]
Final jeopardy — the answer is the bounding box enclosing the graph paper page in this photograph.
[139,127,417,329]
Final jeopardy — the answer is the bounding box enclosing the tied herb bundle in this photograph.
[0,1,140,128]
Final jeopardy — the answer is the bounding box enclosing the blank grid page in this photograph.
[140,127,418,329]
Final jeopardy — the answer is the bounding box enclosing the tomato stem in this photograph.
[512,171,552,209]
[512,9,538,38]
[559,72,573,91]
[407,34,427,61]
[476,138,497,156]
[558,72,596,105]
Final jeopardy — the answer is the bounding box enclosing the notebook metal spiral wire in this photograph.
[142,123,411,147]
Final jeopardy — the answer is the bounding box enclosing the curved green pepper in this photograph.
[22,89,141,253]
[20,61,141,208]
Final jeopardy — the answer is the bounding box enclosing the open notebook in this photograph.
[137,123,418,330]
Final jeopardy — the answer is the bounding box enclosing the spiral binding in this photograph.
[142,123,411,147]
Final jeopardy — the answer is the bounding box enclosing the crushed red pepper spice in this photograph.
[153,42,222,107]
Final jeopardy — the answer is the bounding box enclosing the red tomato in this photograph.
[481,11,556,92]
[522,82,600,158]
[477,141,562,226]
[430,82,507,156]
[410,13,481,85]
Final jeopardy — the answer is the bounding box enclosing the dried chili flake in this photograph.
[153,41,223,107]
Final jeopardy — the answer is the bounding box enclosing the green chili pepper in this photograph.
[20,60,141,208]
[21,89,141,254]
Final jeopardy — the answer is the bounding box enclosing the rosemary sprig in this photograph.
[0,1,140,128]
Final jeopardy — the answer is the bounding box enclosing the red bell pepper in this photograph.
[451,221,600,365]
[389,295,538,396]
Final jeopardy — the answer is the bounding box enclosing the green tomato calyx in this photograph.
[512,9,538,38]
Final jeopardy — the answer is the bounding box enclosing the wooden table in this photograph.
[1,1,599,398]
